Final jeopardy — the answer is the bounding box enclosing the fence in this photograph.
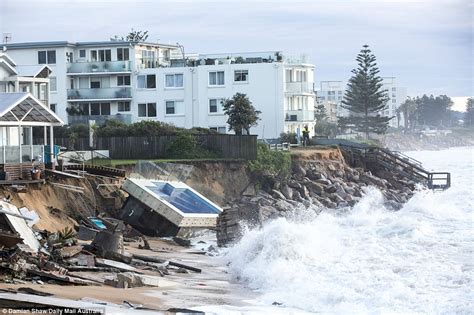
[34,134,257,160]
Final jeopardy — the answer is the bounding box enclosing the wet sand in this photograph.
[0,237,255,312]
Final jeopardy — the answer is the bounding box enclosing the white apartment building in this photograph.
[317,78,407,128]
[4,41,316,139]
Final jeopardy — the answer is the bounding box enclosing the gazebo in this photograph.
[0,92,63,181]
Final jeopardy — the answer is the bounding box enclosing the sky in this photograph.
[0,0,472,111]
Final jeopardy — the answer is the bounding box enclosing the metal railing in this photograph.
[285,82,314,94]
[0,145,44,164]
[68,114,132,125]
[67,60,131,74]
[67,87,132,100]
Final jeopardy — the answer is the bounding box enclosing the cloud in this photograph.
[0,0,471,96]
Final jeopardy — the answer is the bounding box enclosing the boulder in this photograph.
[272,189,286,200]
[306,181,325,194]
[293,163,307,177]
[325,185,338,194]
[281,184,294,200]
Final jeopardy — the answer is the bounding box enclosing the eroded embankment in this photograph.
[0,175,126,232]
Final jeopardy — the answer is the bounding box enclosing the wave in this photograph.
[223,147,474,313]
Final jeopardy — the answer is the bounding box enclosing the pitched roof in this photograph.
[15,65,52,78]
[0,93,63,126]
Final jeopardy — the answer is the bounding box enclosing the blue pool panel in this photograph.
[145,181,221,214]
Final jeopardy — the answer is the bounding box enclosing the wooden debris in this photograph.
[168,261,201,273]
[132,254,167,264]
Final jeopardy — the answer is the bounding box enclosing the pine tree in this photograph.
[465,98,474,128]
[338,45,390,139]
[222,93,261,135]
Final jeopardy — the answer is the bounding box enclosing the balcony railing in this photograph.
[67,61,131,74]
[67,87,132,100]
[136,57,171,69]
[0,145,44,164]
[285,110,315,122]
[68,114,132,126]
[285,82,315,94]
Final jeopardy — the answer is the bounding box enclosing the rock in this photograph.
[298,185,310,199]
[306,182,325,194]
[360,173,386,188]
[315,179,332,186]
[325,185,338,194]
[293,164,306,177]
[273,181,281,190]
[307,171,323,181]
[274,200,294,212]
[242,184,256,197]
[292,190,301,200]
[287,180,302,190]
[327,164,336,172]
[281,184,293,200]
[329,193,345,203]
[259,205,279,220]
[272,189,286,200]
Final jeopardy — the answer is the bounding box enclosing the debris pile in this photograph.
[0,200,201,292]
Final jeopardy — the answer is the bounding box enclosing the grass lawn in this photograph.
[86,157,245,168]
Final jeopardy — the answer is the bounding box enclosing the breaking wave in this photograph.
[224,147,474,313]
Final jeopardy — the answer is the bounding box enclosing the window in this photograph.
[90,79,101,89]
[118,101,130,112]
[338,91,343,95]
[392,87,396,92]
[79,50,86,58]
[166,101,175,114]
[165,100,183,115]
[137,74,156,89]
[66,52,73,63]
[89,103,110,115]
[209,71,225,86]
[209,98,224,113]
[91,49,111,62]
[392,99,396,103]
[392,93,396,98]
[165,74,184,88]
[38,50,56,64]
[210,127,226,134]
[234,70,248,82]
[50,104,56,113]
[138,103,157,117]
[117,75,131,86]
[50,77,57,92]
[117,48,129,61]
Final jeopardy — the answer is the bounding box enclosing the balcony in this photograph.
[68,114,132,125]
[67,61,131,74]
[67,87,132,101]
[136,57,171,69]
[285,110,315,122]
[285,82,314,94]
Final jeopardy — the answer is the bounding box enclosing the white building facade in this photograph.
[5,41,316,139]
[317,78,407,128]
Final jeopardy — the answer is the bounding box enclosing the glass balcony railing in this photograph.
[67,87,132,100]
[136,57,171,69]
[285,110,315,122]
[285,82,315,94]
[68,114,132,125]
[67,61,131,74]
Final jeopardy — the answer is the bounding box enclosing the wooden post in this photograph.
[43,126,47,145]
[29,127,33,161]
[49,125,54,169]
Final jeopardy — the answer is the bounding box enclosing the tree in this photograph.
[222,93,261,135]
[414,94,453,127]
[396,97,418,131]
[339,44,390,139]
[314,104,328,122]
[111,28,149,42]
[465,98,474,128]
[314,103,337,137]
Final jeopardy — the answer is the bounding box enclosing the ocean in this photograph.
[198,146,473,314]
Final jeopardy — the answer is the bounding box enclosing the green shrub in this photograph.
[166,132,217,159]
[280,132,298,144]
[248,143,291,179]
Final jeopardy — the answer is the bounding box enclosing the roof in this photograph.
[5,40,178,50]
[0,93,63,126]
[0,52,17,67]
[15,65,52,78]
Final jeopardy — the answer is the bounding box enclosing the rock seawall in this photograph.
[216,147,417,246]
